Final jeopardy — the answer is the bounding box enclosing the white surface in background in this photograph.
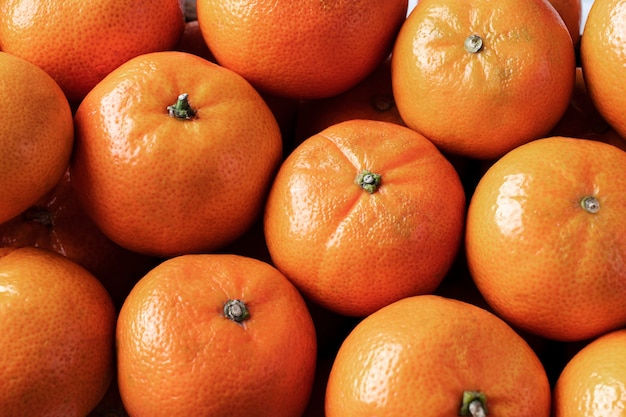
[407,0,594,29]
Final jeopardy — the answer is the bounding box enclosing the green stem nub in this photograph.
[464,34,484,54]
[459,391,488,417]
[167,93,196,120]
[356,170,382,194]
[581,195,600,214]
[223,299,250,323]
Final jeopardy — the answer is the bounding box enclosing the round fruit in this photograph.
[0,0,185,104]
[392,0,576,159]
[0,246,116,417]
[116,253,317,417]
[548,0,582,46]
[580,0,626,140]
[466,136,626,341]
[196,0,408,99]
[264,119,466,317]
[0,51,74,225]
[71,51,283,258]
[0,169,157,311]
[326,294,551,417]
[553,328,626,417]
[293,57,405,146]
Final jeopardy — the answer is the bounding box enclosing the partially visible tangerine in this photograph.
[553,328,626,417]
[0,0,185,104]
[196,0,408,99]
[0,51,74,225]
[580,0,626,140]
[0,246,116,417]
[325,294,551,417]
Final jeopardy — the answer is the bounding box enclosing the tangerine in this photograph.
[196,0,408,99]
[116,253,317,417]
[264,119,466,317]
[0,0,185,104]
[580,0,626,140]
[71,51,283,257]
[0,246,116,417]
[392,0,576,159]
[326,294,551,417]
[0,169,158,311]
[0,51,73,224]
[466,136,626,341]
[553,328,626,416]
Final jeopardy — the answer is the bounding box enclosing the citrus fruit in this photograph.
[0,51,74,225]
[71,51,283,258]
[0,0,185,104]
[392,0,576,159]
[293,57,405,146]
[553,328,626,417]
[580,0,626,140]
[0,169,158,311]
[174,20,215,62]
[116,253,317,417]
[549,0,583,46]
[196,0,408,99]
[325,294,551,417]
[264,119,466,317]
[466,136,626,341]
[0,246,116,417]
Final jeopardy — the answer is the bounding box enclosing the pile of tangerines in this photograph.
[1,0,626,416]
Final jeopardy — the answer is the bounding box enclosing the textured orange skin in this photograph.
[293,58,406,146]
[0,0,185,104]
[0,169,158,311]
[392,0,576,160]
[71,51,283,258]
[553,328,626,416]
[581,0,626,140]
[325,295,551,417]
[0,52,73,224]
[466,137,626,342]
[116,254,317,417]
[264,119,466,317]
[548,0,582,46]
[196,0,408,99]
[0,247,116,417]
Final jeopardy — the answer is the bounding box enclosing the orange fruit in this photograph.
[71,51,283,258]
[264,119,466,317]
[0,169,158,310]
[466,136,626,342]
[196,0,408,99]
[0,246,116,417]
[580,0,626,140]
[293,57,406,146]
[553,328,626,417]
[0,0,185,104]
[548,0,583,46]
[325,294,551,417]
[0,51,73,225]
[116,253,317,417]
[392,0,576,159]
[174,20,216,63]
